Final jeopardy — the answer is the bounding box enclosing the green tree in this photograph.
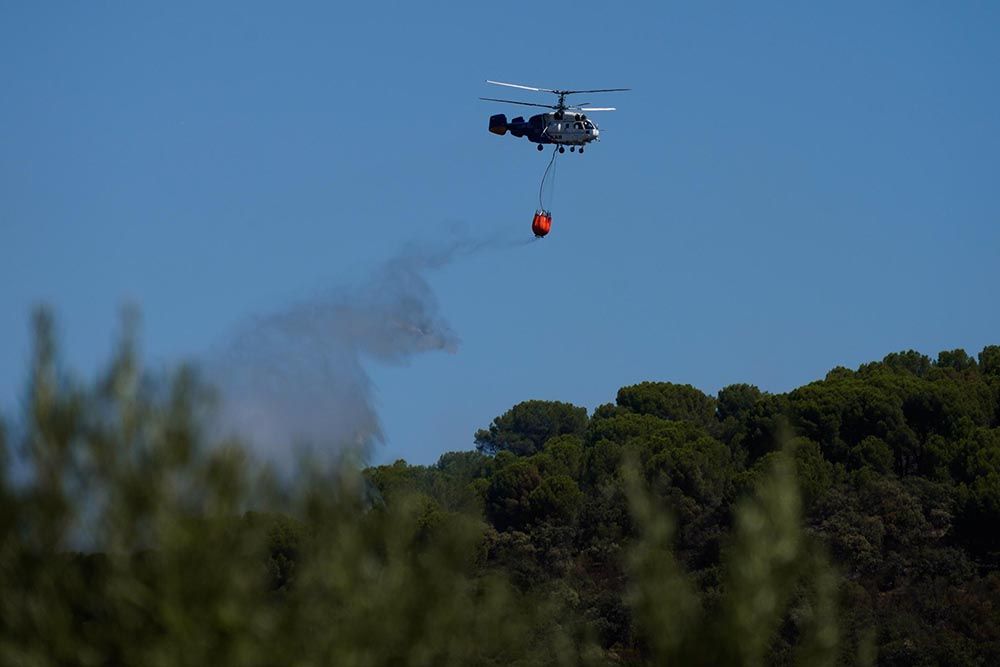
[978,345,1000,377]
[717,383,763,422]
[626,447,839,666]
[937,348,976,372]
[475,400,588,457]
[953,427,1000,562]
[485,460,543,530]
[848,435,894,474]
[530,475,584,524]
[616,382,717,430]
[879,350,932,377]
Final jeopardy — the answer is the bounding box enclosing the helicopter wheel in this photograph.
[537,144,544,151]
[579,147,584,154]
[558,146,565,154]
[570,146,575,153]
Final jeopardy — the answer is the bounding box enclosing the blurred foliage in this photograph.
[4,310,1000,665]
[0,311,588,667]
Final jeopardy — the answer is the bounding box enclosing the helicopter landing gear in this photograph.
[558,146,565,154]
[570,146,575,153]
[537,144,544,151]
[579,146,584,154]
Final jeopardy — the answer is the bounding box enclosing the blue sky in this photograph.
[2,2,999,464]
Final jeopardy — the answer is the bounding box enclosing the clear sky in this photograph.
[2,2,999,465]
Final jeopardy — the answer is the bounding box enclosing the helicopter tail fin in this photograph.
[488,114,508,135]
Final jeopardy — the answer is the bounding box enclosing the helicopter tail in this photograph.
[488,114,508,135]
[508,116,526,137]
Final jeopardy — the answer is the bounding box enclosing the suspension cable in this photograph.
[538,145,559,211]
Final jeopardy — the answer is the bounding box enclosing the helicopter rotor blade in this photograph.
[559,88,631,95]
[575,107,616,112]
[485,80,557,93]
[480,97,557,109]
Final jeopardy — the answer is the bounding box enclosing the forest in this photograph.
[2,310,1000,666]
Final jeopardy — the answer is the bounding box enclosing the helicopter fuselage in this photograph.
[489,112,600,146]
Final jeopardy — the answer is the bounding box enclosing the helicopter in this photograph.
[481,80,629,153]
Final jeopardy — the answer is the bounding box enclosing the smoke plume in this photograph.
[203,233,510,466]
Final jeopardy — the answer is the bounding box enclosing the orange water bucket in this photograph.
[532,210,552,238]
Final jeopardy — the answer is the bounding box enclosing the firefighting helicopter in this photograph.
[482,80,629,153]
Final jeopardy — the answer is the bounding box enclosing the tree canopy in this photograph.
[4,312,1000,665]
[474,399,588,457]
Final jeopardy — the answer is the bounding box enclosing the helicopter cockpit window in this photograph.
[574,122,583,129]
[584,121,595,129]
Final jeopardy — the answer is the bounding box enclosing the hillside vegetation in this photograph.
[3,311,1000,665]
